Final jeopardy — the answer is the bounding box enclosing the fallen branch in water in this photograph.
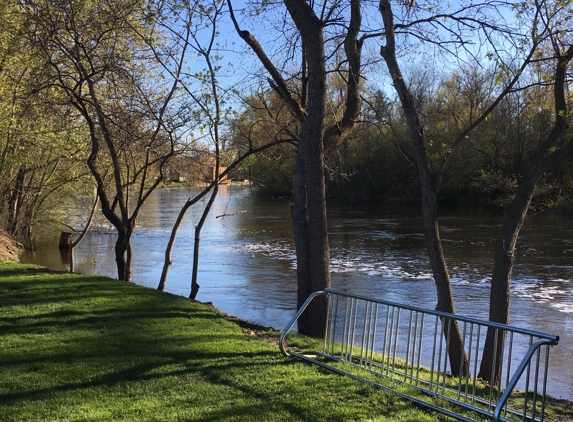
[216,210,247,219]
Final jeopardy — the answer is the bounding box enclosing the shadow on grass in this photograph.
[0,305,222,334]
[1,269,283,402]
[0,265,66,277]
[0,348,281,402]
[2,264,424,421]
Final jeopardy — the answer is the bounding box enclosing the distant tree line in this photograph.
[231,67,573,211]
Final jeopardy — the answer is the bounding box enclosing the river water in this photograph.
[22,185,573,400]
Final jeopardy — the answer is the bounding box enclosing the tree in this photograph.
[479,38,573,383]
[0,4,90,245]
[376,0,561,376]
[228,0,365,336]
[21,0,191,280]
[153,0,294,295]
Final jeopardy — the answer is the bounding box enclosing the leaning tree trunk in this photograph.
[158,201,191,292]
[478,158,566,383]
[284,0,331,338]
[379,0,468,377]
[420,172,469,377]
[478,150,573,386]
[478,44,573,384]
[69,195,98,273]
[478,180,534,384]
[157,184,215,291]
[190,181,219,300]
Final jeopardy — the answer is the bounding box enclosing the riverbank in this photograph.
[0,263,443,421]
[1,263,572,421]
[0,229,25,263]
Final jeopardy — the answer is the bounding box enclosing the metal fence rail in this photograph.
[279,290,559,422]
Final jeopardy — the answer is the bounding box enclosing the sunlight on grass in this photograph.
[0,263,456,422]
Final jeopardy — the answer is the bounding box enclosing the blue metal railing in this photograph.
[280,290,559,422]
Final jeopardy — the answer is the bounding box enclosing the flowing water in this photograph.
[22,185,573,400]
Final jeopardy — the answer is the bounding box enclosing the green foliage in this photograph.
[227,89,299,196]
[0,1,92,244]
[472,170,519,207]
[326,126,419,203]
[233,62,573,207]
[244,153,296,197]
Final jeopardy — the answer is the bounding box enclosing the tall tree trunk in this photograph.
[292,156,311,312]
[414,116,468,378]
[420,166,468,377]
[114,228,132,281]
[478,151,572,382]
[228,0,363,337]
[284,0,330,337]
[379,0,468,376]
[478,179,535,383]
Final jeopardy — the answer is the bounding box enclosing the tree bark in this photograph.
[479,46,573,383]
[228,0,364,337]
[292,155,311,311]
[283,0,330,337]
[113,227,133,281]
[8,168,26,236]
[190,182,219,300]
[379,0,468,376]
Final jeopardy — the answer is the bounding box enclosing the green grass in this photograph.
[0,263,457,422]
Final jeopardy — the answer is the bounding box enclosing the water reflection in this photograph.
[21,185,573,400]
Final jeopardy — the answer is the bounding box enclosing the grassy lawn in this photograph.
[0,263,455,422]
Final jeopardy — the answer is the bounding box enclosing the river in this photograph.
[22,185,573,400]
